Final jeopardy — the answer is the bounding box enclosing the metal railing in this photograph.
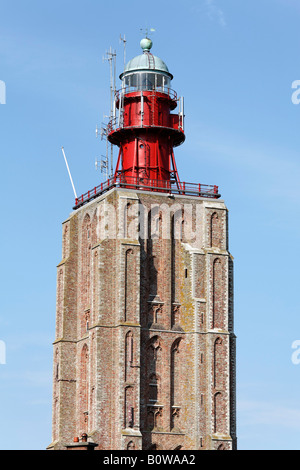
[74,176,220,209]
[108,89,184,135]
[115,86,178,101]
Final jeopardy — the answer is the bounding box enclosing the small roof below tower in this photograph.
[120,37,173,80]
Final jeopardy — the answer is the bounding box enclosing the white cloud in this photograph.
[204,0,227,27]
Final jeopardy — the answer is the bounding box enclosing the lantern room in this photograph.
[120,37,173,95]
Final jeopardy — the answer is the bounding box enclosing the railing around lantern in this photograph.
[115,86,178,101]
[110,87,181,133]
[73,176,220,210]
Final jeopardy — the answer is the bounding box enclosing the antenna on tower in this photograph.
[61,147,77,199]
[95,156,109,181]
[120,34,127,68]
[103,47,117,178]
[95,116,110,181]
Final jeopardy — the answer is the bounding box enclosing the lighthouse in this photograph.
[48,37,236,451]
[109,36,184,187]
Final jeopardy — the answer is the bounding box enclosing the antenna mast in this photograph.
[96,116,110,182]
[120,34,127,69]
[103,47,117,178]
[61,147,77,199]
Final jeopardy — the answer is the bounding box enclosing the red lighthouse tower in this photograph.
[74,37,219,209]
[108,36,184,190]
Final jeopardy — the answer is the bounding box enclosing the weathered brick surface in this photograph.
[48,188,236,450]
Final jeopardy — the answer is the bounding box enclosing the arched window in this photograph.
[123,202,131,239]
[214,337,224,389]
[214,392,226,434]
[125,248,136,322]
[210,212,221,248]
[146,337,163,427]
[171,338,182,406]
[171,338,182,430]
[79,344,89,432]
[147,336,162,376]
[148,373,159,404]
[62,224,69,259]
[56,268,64,338]
[125,331,134,381]
[147,407,163,430]
[81,309,90,337]
[92,209,98,246]
[124,386,135,429]
[81,214,91,309]
[55,348,59,381]
[212,258,224,329]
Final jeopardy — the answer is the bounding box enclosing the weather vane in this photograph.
[140,27,155,38]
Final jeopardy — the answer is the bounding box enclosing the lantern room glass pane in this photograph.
[123,72,170,93]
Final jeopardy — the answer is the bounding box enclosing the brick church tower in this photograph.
[48,37,236,451]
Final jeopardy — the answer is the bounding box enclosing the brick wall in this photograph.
[48,188,236,451]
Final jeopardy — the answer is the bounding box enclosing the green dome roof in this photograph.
[120,39,173,80]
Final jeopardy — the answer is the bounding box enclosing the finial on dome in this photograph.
[140,37,153,52]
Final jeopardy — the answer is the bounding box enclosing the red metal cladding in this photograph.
[108,90,185,185]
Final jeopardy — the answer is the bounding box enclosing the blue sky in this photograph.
[1,0,300,450]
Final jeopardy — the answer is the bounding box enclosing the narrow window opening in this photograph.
[129,407,134,428]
